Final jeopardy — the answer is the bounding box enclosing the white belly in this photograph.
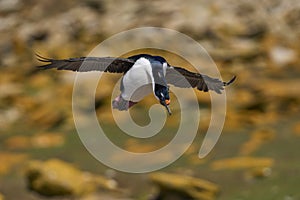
[121,58,154,102]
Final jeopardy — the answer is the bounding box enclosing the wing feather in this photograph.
[36,54,135,73]
[166,66,236,94]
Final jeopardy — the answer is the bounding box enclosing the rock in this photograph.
[0,193,4,200]
[0,0,23,13]
[4,136,30,149]
[0,14,18,33]
[31,132,65,148]
[269,46,297,67]
[28,104,64,129]
[245,167,272,180]
[13,96,37,112]
[0,152,28,175]
[211,157,274,171]
[27,74,54,89]
[212,18,266,39]
[0,107,21,130]
[124,139,160,153]
[284,7,300,34]
[25,159,117,197]
[150,172,219,200]
[208,45,262,62]
[254,79,300,114]
[0,83,22,98]
[292,122,300,137]
[79,193,134,200]
[5,133,65,149]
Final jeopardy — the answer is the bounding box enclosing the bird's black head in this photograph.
[152,56,168,65]
[128,54,169,66]
[155,84,171,115]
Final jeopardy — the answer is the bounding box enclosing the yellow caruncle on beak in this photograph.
[165,99,170,105]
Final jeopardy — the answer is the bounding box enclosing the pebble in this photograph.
[269,46,296,67]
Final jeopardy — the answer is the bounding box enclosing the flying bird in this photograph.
[36,54,236,115]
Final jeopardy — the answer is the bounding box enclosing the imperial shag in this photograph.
[36,54,236,115]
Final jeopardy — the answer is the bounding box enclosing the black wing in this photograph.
[36,54,135,73]
[166,66,236,94]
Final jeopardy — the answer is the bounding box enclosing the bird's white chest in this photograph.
[121,58,154,101]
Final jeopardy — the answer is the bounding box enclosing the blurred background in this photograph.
[0,0,300,199]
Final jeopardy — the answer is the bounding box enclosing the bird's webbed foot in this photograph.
[112,95,137,111]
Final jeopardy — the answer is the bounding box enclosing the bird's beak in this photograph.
[165,99,170,105]
[161,100,172,115]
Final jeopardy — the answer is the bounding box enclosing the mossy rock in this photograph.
[211,157,274,170]
[25,159,116,197]
[150,172,219,200]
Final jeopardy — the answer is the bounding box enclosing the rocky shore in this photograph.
[1,0,300,199]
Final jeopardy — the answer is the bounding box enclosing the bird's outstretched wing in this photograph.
[36,54,135,73]
[166,66,236,94]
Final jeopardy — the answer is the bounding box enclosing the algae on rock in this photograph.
[25,159,117,196]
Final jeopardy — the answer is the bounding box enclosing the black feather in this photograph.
[166,66,236,93]
[36,55,135,73]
